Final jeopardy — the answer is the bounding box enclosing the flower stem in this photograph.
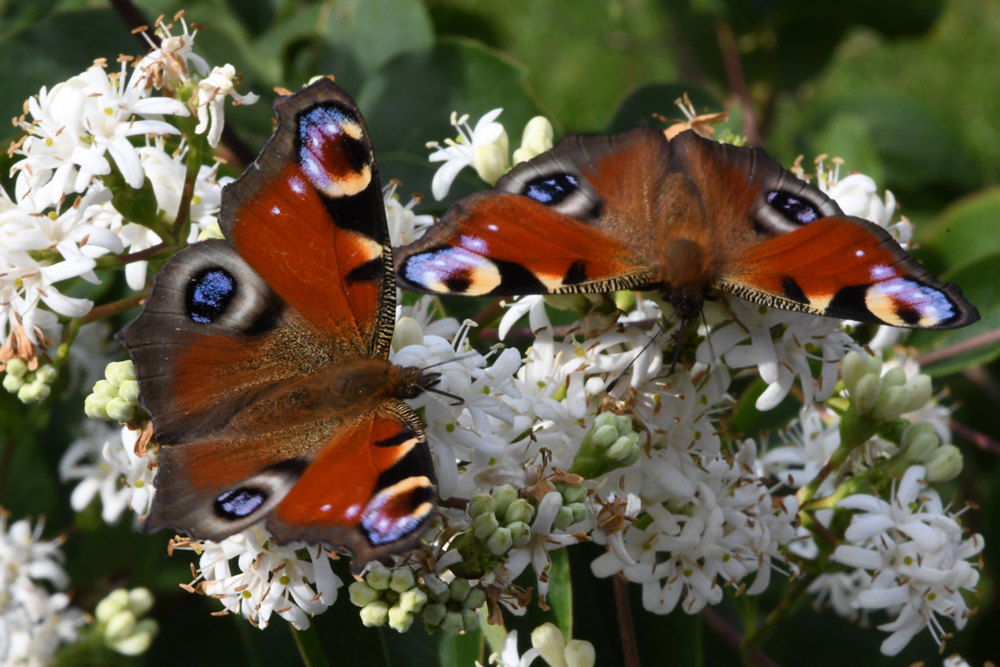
[81,293,148,325]
[739,573,816,660]
[796,405,875,507]
[700,605,782,667]
[290,625,331,667]
[611,574,640,667]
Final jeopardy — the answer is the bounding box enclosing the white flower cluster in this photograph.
[0,514,86,665]
[1,13,253,349]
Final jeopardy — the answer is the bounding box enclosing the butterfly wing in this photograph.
[661,131,980,329]
[395,127,669,296]
[118,80,436,567]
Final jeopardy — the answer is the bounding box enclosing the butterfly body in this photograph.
[118,79,439,571]
[397,128,978,330]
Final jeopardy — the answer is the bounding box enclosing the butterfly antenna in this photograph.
[419,351,480,372]
[605,311,678,394]
[667,317,688,376]
[423,385,465,407]
[698,307,726,397]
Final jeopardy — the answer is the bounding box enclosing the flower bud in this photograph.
[591,424,619,450]
[366,562,392,590]
[613,415,633,436]
[2,373,24,393]
[85,392,112,420]
[109,618,158,656]
[562,484,586,504]
[105,610,137,640]
[388,605,413,633]
[105,397,136,422]
[881,367,907,389]
[127,588,154,616]
[487,526,513,555]
[391,316,424,352]
[568,502,588,523]
[422,602,447,626]
[504,498,535,525]
[198,221,225,241]
[902,422,940,462]
[532,622,568,667]
[903,374,933,413]
[493,484,518,519]
[513,116,554,164]
[118,380,140,406]
[360,599,390,627]
[428,584,451,603]
[472,143,507,186]
[105,360,136,387]
[469,492,498,519]
[925,444,963,482]
[93,379,119,397]
[606,436,638,463]
[508,521,531,547]
[96,589,130,623]
[591,412,617,431]
[841,351,868,394]
[5,357,28,379]
[399,588,428,613]
[474,511,500,539]
[866,353,883,377]
[440,610,465,636]
[461,608,481,632]
[390,567,415,593]
[853,374,881,415]
[349,581,381,607]
[874,385,908,422]
[463,587,486,610]
[18,381,50,403]
[565,639,597,667]
[553,506,575,531]
[449,578,471,603]
[34,365,56,384]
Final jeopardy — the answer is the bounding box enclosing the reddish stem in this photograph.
[951,419,1000,456]
[612,574,641,667]
[715,21,762,146]
[917,328,1000,366]
[700,606,782,667]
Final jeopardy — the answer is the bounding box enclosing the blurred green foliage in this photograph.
[1,0,998,665]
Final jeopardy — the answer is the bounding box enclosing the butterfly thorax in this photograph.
[307,358,436,412]
[656,237,724,319]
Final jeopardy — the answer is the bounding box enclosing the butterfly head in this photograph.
[659,238,718,320]
[396,366,442,400]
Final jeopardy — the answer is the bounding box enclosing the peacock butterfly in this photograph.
[395,127,979,330]
[117,78,440,571]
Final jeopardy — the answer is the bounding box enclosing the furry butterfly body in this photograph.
[118,79,438,570]
[396,128,978,329]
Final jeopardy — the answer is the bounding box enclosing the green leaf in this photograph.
[320,0,434,78]
[606,82,736,136]
[547,546,573,640]
[730,377,801,438]
[811,111,884,186]
[919,187,1000,276]
[292,625,332,667]
[438,628,483,666]
[906,251,1000,376]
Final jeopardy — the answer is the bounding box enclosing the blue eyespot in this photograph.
[524,173,579,206]
[215,488,266,519]
[767,191,819,224]
[187,268,235,324]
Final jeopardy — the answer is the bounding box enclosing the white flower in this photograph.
[504,492,581,604]
[193,64,259,148]
[831,466,984,656]
[60,422,157,524]
[383,181,434,247]
[135,16,209,91]
[485,629,543,667]
[427,109,506,200]
[183,527,342,630]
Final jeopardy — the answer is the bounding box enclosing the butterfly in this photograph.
[395,127,979,330]
[117,78,440,571]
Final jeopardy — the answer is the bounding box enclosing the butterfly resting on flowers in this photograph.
[118,78,441,571]
[395,126,979,331]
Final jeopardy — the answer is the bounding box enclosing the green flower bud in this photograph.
[903,374,933,413]
[553,506,575,531]
[486,526,513,555]
[493,484,518,518]
[2,372,24,393]
[360,599,390,627]
[902,423,940,462]
[85,392,113,420]
[618,446,641,469]
[590,424,619,450]
[565,639,597,667]
[18,381,50,403]
[34,365,56,384]
[461,608,481,632]
[449,578,471,603]
[562,484,586,504]
[473,511,500,540]
[874,385,908,422]
[881,367,907,389]
[108,618,158,656]
[5,357,28,379]
[348,581,381,607]
[127,588,154,617]
[118,380,140,406]
[93,379,119,397]
[388,605,413,633]
[853,374,881,415]
[105,397,136,422]
[531,622,567,667]
[105,610,137,640]
[428,584,451,604]
[591,412,617,431]
[613,415,633,436]
[606,436,637,463]
[568,502,587,523]
[866,353,883,377]
[96,589,130,623]
[398,588,428,613]
[841,352,868,394]
[925,444,963,482]
[391,316,424,353]
[366,562,392,591]
[472,142,508,186]
[504,498,535,525]
[463,587,486,610]
[469,492,498,519]
[105,360,136,387]
[508,521,531,547]
[440,610,465,636]
[422,602,447,626]
[390,568,416,593]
